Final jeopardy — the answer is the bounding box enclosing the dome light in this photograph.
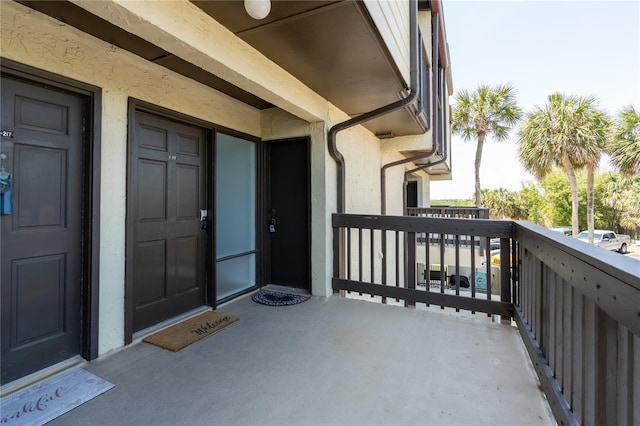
[244,0,271,20]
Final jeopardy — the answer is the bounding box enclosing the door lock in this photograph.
[199,209,208,231]
[269,218,276,233]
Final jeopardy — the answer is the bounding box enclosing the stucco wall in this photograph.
[1,1,419,355]
[260,109,334,298]
[68,0,328,125]
[1,1,266,355]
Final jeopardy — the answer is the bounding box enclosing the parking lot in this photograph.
[626,243,640,261]
[625,242,640,261]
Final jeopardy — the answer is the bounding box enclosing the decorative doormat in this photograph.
[252,289,310,306]
[0,368,114,425]
[143,311,238,352]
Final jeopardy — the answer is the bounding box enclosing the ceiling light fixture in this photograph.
[244,0,271,20]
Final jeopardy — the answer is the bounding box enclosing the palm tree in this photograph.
[583,110,610,242]
[517,93,608,239]
[481,188,526,219]
[609,105,640,176]
[452,84,522,207]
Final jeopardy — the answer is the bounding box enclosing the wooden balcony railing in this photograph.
[407,206,489,219]
[332,214,640,426]
[514,222,640,426]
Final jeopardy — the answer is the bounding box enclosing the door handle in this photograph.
[199,209,208,231]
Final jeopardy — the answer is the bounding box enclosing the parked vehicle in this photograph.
[489,248,512,266]
[577,230,631,254]
[550,226,572,236]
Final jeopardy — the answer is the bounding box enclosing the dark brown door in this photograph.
[407,181,418,208]
[129,111,206,332]
[1,76,84,384]
[268,139,309,290]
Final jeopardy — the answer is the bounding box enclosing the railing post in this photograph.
[500,237,511,323]
[597,309,619,426]
[406,231,416,307]
[333,217,344,295]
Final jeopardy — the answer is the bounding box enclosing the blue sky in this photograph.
[430,0,640,200]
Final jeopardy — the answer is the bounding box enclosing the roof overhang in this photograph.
[17,0,429,137]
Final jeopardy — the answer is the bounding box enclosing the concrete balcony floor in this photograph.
[51,290,555,425]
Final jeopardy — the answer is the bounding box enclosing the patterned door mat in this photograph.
[252,289,310,306]
[143,310,238,352]
[1,368,114,425]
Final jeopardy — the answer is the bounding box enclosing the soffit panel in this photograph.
[192,1,405,114]
[17,0,425,136]
[16,0,273,110]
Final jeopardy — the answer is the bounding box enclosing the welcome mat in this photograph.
[143,311,238,352]
[252,289,310,306]
[0,368,114,425]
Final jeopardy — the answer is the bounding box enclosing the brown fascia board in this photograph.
[430,0,450,70]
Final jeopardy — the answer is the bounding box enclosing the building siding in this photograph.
[1,0,436,360]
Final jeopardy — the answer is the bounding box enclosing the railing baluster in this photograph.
[358,227,363,290]
[583,298,597,426]
[382,230,387,304]
[500,237,511,322]
[347,227,352,281]
[632,334,639,425]
[333,224,341,282]
[470,234,476,314]
[370,228,374,287]
[555,271,563,390]
[571,289,583,418]
[485,237,492,317]
[598,311,619,426]
[406,230,416,308]
[563,280,573,406]
[439,232,445,309]
[395,230,400,302]
[454,234,460,312]
[425,229,430,305]
[546,260,556,385]
[512,238,518,306]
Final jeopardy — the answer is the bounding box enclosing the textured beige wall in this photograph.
[260,109,334,297]
[69,0,328,124]
[1,1,265,354]
[1,0,422,353]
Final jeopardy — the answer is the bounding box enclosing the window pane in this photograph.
[215,133,256,301]
[216,254,256,300]
[215,133,256,258]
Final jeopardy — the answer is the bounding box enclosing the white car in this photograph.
[577,230,631,254]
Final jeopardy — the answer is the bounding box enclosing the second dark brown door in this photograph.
[130,111,206,332]
[268,139,310,290]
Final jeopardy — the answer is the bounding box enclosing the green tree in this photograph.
[595,172,625,230]
[595,172,640,237]
[608,105,640,176]
[530,169,589,230]
[517,93,607,239]
[480,188,526,219]
[537,170,581,229]
[452,84,522,207]
[518,183,545,226]
[582,108,609,243]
